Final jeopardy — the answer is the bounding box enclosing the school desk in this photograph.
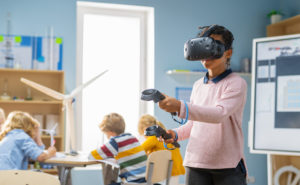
[43,153,119,185]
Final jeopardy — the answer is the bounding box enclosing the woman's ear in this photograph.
[225,49,233,59]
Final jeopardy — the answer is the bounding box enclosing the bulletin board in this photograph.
[0,35,63,70]
[250,33,300,154]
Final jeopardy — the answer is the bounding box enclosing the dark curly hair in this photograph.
[198,25,234,51]
[198,25,234,66]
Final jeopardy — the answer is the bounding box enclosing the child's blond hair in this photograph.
[138,114,166,135]
[99,113,125,135]
[0,111,40,141]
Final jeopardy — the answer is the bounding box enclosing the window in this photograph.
[76,2,154,151]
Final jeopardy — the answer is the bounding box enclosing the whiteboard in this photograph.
[250,33,300,155]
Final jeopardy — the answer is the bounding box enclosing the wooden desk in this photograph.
[44,154,119,185]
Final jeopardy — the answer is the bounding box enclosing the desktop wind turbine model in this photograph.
[21,69,109,153]
[40,123,58,147]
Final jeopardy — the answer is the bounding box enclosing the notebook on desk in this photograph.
[55,152,67,158]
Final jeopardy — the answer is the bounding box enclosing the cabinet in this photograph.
[0,68,64,151]
[267,14,300,36]
[266,14,300,185]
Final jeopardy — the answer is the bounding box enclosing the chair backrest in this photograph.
[145,150,172,184]
[0,170,60,185]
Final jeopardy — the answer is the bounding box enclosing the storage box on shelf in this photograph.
[0,68,65,152]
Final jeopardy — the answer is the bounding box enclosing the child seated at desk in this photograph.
[0,111,56,170]
[89,112,147,185]
[138,114,185,185]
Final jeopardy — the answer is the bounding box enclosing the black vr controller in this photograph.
[141,89,165,103]
[141,89,176,116]
[184,24,226,61]
[145,125,180,150]
[141,89,180,150]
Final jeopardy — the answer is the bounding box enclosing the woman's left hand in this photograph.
[158,94,181,113]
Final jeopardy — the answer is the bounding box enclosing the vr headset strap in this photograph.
[201,24,217,37]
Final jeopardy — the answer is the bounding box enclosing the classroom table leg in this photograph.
[101,163,119,185]
[57,166,73,185]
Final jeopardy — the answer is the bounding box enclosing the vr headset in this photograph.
[184,24,227,61]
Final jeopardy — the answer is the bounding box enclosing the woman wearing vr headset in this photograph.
[158,25,247,185]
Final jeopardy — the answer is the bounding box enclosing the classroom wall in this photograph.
[279,0,300,18]
[0,0,285,184]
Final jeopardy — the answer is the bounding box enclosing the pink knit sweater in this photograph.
[175,72,247,169]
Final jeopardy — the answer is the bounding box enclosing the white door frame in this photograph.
[76,1,154,150]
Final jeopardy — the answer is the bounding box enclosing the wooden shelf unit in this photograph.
[0,69,65,151]
[267,14,300,36]
[266,14,300,185]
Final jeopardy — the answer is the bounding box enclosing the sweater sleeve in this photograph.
[173,82,197,141]
[174,121,193,141]
[141,136,158,153]
[179,78,247,123]
[89,138,119,160]
[21,136,44,160]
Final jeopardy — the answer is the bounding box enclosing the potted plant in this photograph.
[267,10,284,24]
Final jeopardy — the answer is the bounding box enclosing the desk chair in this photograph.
[125,150,173,185]
[0,170,60,185]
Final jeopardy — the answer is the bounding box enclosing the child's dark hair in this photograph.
[198,25,234,51]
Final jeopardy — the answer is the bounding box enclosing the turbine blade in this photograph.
[52,123,58,131]
[70,69,108,97]
[20,78,65,100]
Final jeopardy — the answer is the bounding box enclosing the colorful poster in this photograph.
[0,35,63,70]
